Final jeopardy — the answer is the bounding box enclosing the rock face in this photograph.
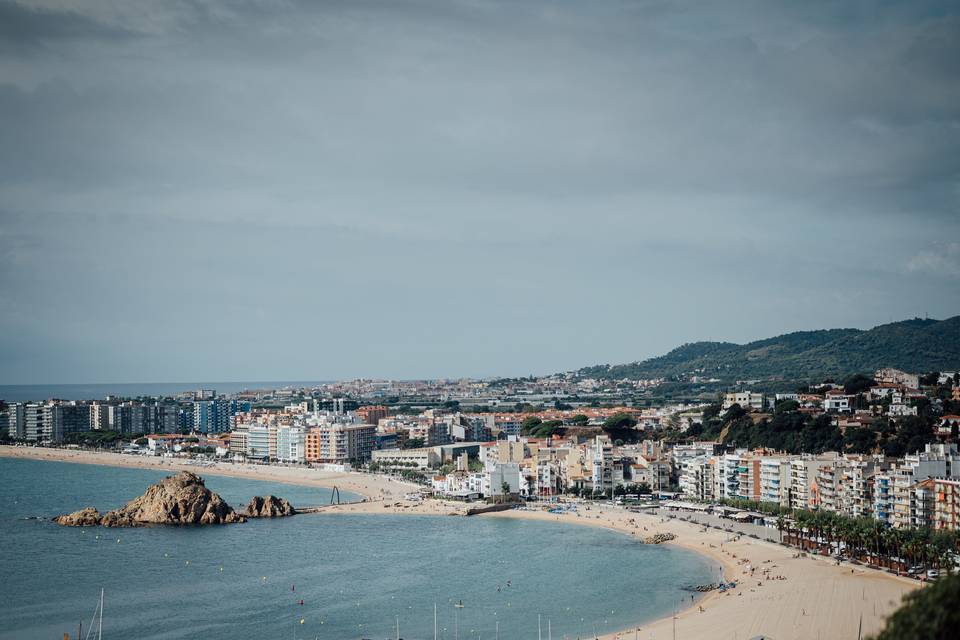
[55,471,246,527]
[245,495,297,518]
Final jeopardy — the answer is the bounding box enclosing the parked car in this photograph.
[926,569,939,580]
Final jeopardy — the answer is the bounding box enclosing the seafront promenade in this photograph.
[0,446,917,640]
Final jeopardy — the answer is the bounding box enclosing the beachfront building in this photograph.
[679,456,715,501]
[42,402,91,442]
[833,456,886,518]
[371,447,441,469]
[246,424,277,461]
[890,444,960,528]
[790,455,837,510]
[734,452,762,500]
[932,478,960,530]
[591,435,618,493]
[276,426,306,463]
[760,456,793,507]
[24,403,45,441]
[6,403,26,439]
[305,423,376,464]
[874,472,895,525]
[714,451,744,500]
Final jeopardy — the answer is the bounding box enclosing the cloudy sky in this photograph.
[1,0,958,384]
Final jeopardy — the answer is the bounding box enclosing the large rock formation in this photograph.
[245,495,297,518]
[54,506,103,527]
[55,471,246,527]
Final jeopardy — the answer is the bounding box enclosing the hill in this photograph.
[575,316,960,384]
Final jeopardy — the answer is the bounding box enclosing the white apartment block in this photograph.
[723,392,765,411]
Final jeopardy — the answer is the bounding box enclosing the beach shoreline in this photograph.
[1,445,916,639]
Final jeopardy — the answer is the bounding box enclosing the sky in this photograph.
[0,0,958,384]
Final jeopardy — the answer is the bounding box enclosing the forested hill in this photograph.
[576,316,960,383]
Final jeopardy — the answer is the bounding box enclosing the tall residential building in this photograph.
[246,425,278,460]
[305,423,375,464]
[789,455,837,510]
[193,398,234,434]
[356,406,388,427]
[90,403,110,431]
[43,402,91,442]
[679,456,715,501]
[932,478,960,531]
[6,403,26,439]
[24,403,45,441]
[760,457,793,506]
[276,426,306,463]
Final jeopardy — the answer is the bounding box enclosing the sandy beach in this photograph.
[1,446,917,640]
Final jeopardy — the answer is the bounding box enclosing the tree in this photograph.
[569,414,590,426]
[774,399,800,414]
[403,437,425,449]
[602,412,637,431]
[869,574,960,640]
[521,416,543,435]
[843,373,876,395]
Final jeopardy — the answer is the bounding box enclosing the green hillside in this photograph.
[576,316,960,383]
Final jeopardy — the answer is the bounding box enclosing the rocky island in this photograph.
[54,471,296,527]
[245,495,297,518]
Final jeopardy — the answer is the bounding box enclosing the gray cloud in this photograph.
[0,0,958,383]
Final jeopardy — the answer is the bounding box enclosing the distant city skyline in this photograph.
[1,0,958,384]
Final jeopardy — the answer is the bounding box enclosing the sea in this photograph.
[0,382,329,402]
[0,458,715,640]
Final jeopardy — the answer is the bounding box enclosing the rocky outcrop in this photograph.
[55,471,246,527]
[54,507,102,527]
[245,495,296,518]
[642,532,677,544]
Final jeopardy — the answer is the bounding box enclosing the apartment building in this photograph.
[679,456,715,501]
[734,453,762,500]
[759,457,793,506]
[790,455,837,510]
[723,392,765,411]
[305,423,375,464]
[932,478,960,531]
[371,447,440,469]
[276,425,305,463]
[24,403,45,441]
[247,424,277,460]
[874,472,895,525]
[6,403,26,439]
[43,402,91,442]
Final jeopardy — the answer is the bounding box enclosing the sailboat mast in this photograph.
[97,589,103,640]
[434,603,438,640]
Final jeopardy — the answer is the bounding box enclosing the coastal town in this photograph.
[3,364,959,639]
[5,367,960,537]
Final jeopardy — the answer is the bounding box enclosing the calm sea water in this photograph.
[0,381,329,402]
[0,459,714,640]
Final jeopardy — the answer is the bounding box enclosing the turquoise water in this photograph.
[0,459,714,640]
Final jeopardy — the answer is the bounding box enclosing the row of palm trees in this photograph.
[707,496,960,574]
[775,509,960,574]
